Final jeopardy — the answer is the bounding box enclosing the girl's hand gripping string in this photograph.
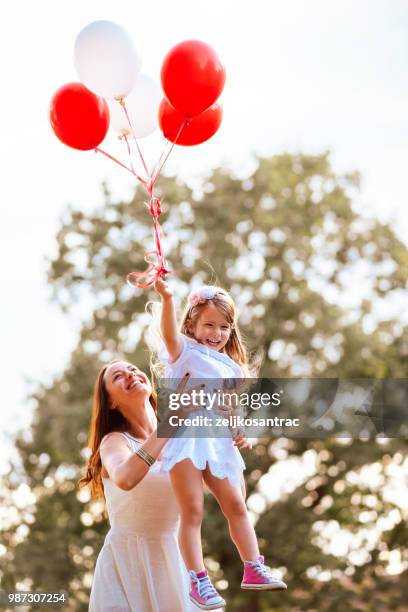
[233,431,252,450]
[155,277,173,300]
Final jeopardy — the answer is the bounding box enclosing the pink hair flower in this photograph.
[187,285,220,307]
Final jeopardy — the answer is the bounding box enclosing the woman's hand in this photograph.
[158,375,205,437]
[155,277,173,300]
[215,381,251,450]
[233,430,252,450]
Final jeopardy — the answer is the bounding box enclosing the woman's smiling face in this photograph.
[104,362,151,408]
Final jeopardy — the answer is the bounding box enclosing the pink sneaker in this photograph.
[241,555,287,591]
[189,570,226,610]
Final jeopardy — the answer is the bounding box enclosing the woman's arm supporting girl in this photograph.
[100,429,169,491]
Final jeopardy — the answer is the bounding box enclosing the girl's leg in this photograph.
[203,467,259,561]
[240,472,247,500]
[170,459,205,572]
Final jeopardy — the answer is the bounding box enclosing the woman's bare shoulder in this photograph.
[100,431,132,447]
[100,432,130,479]
[100,431,130,457]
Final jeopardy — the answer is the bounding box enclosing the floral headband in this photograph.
[187,286,225,307]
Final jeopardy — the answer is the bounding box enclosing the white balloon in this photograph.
[108,74,162,139]
[74,20,141,99]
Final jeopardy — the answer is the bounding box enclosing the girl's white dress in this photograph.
[159,335,246,487]
[89,432,198,612]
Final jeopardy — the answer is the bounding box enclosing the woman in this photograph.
[79,361,247,611]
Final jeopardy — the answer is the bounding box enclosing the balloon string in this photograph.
[99,117,188,289]
[95,145,170,288]
[150,119,188,186]
[95,147,147,188]
[149,136,171,187]
[123,134,137,175]
[118,98,150,179]
[126,197,171,288]
[126,118,189,287]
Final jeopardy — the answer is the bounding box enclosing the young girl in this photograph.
[154,280,287,610]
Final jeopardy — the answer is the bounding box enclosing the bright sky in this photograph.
[1,0,407,468]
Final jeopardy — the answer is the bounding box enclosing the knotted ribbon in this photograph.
[126,196,171,288]
[96,101,188,288]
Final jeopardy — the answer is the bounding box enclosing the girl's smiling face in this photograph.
[191,303,232,352]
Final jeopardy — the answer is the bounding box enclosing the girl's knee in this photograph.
[222,497,247,519]
[180,501,204,525]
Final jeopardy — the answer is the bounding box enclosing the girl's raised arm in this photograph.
[155,278,183,362]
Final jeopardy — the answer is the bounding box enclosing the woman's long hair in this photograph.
[78,363,157,499]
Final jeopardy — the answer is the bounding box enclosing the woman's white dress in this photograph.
[89,432,197,612]
[159,335,246,487]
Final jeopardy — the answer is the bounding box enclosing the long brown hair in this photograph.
[181,290,248,369]
[78,363,157,499]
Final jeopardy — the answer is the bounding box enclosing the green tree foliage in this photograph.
[1,153,407,611]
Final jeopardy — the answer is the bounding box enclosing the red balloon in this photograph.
[158,98,222,146]
[49,82,109,151]
[161,40,226,116]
